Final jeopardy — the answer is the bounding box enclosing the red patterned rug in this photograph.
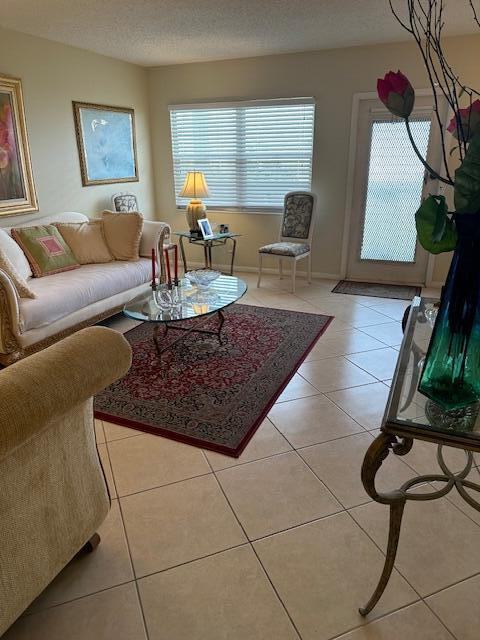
[94,304,332,457]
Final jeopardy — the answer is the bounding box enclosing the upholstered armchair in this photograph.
[0,326,132,635]
[257,191,317,293]
[111,191,139,212]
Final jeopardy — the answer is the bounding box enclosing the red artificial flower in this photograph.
[377,70,415,118]
[447,100,480,141]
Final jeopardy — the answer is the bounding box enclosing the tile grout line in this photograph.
[203,451,304,640]
[21,580,138,619]
[103,432,151,640]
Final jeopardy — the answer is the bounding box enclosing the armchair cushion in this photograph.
[259,242,310,257]
[0,326,132,460]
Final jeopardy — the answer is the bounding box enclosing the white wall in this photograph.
[147,34,480,284]
[0,26,156,226]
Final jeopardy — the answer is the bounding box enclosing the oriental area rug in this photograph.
[95,304,332,457]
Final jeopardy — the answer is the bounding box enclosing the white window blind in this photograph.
[169,98,315,212]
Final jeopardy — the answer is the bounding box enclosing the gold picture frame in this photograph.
[0,75,38,217]
[72,101,139,186]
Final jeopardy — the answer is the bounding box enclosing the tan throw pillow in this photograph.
[56,220,113,265]
[11,225,79,277]
[0,246,36,298]
[101,210,143,261]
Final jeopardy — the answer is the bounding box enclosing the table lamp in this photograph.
[179,171,210,233]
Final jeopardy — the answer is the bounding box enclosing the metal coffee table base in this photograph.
[359,431,480,616]
[152,309,225,359]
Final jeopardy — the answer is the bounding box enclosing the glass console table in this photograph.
[360,296,480,615]
[175,231,241,275]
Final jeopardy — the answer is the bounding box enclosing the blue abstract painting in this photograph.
[74,103,138,185]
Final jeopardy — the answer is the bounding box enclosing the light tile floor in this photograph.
[5,272,479,640]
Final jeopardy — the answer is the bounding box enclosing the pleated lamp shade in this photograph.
[179,171,209,199]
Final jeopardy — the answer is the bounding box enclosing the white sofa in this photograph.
[0,211,170,365]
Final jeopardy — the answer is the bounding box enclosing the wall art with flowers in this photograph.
[0,75,38,217]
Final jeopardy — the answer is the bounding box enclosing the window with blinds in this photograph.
[169,98,315,212]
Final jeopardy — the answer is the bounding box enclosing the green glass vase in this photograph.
[419,213,480,410]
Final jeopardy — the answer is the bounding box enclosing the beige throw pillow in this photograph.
[0,246,36,298]
[101,211,143,261]
[56,220,113,265]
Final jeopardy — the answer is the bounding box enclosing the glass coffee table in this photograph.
[360,296,480,615]
[123,274,247,359]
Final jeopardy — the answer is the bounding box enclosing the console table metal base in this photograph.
[360,431,480,616]
[178,235,237,275]
[152,309,225,361]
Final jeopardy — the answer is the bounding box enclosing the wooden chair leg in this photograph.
[257,253,263,288]
[81,532,101,553]
[279,259,283,279]
[307,253,312,284]
[291,259,297,294]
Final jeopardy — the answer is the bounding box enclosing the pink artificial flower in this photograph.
[377,70,415,118]
[447,100,480,141]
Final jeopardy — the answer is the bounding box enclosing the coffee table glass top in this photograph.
[385,296,480,446]
[123,274,247,323]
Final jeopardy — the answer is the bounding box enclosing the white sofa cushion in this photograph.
[0,229,33,280]
[20,259,151,331]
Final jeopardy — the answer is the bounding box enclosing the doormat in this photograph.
[332,280,421,301]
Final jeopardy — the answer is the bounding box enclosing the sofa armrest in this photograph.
[140,220,172,284]
[0,326,132,459]
[0,268,22,354]
[139,220,172,257]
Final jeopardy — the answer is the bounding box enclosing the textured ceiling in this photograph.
[0,0,478,67]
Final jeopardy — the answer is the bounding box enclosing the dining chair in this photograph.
[111,191,139,212]
[257,191,317,293]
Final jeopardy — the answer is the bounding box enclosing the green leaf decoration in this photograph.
[454,133,480,213]
[415,195,457,254]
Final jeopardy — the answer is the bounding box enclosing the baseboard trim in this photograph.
[186,261,341,281]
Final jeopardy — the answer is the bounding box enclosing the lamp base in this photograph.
[186,199,206,232]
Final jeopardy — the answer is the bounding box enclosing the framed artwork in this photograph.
[72,101,138,186]
[0,75,38,217]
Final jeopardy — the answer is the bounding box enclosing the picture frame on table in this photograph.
[72,101,138,186]
[0,74,38,217]
[198,218,214,240]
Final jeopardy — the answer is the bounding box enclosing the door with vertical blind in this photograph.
[347,96,446,285]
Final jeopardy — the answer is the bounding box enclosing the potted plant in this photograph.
[377,0,480,410]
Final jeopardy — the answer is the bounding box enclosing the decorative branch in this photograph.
[469,0,480,28]
[405,118,454,185]
[389,0,480,176]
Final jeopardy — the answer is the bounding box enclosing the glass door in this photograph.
[347,96,446,285]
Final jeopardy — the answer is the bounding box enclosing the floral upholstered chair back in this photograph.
[280,192,316,243]
[111,192,139,213]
